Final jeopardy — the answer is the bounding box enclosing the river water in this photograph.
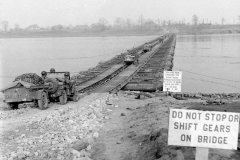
[1,34,240,93]
[173,34,240,93]
[0,36,158,89]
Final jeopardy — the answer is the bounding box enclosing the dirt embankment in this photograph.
[90,92,240,160]
[1,91,240,160]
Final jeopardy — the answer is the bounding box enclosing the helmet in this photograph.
[41,71,47,76]
[64,72,70,77]
[50,68,55,73]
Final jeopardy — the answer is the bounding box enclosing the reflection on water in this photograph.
[0,36,158,88]
[173,34,240,93]
[177,35,212,43]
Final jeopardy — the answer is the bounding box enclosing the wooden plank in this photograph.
[196,147,209,160]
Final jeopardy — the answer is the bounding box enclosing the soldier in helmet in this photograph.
[41,71,47,80]
[57,72,70,85]
[63,72,70,84]
[50,68,55,73]
[134,51,139,66]
[57,72,74,95]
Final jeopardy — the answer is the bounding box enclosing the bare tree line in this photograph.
[1,14,240,32]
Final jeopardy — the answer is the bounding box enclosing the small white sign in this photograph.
[163,71,182,92]
[168,109,240,150]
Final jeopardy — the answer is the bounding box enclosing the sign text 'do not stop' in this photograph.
[168,109,240,150]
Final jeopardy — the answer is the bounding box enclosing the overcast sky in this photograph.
[0,0,240,27]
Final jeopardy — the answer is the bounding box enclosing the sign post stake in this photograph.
[195,147,209,160]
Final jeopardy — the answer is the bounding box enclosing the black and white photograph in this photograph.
[0,0,240,159]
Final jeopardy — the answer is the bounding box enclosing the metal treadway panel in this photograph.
[74,34,173,94]
[94,44,161,93]
[75,64,124,91]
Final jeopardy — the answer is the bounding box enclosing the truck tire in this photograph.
[38,92,48,110]
[72,94,80,102]
[59,90,67,105]
[6,103,18,109]
[45,78,58,93]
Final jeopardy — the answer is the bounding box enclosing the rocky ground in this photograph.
[0,91,240,160]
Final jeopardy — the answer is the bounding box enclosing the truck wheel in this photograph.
[72,95,80,102]
[38,92,48,110]
[133,60,137,66]
[6,103,17,109]
[59,90,67,105]
[45,78,58,94]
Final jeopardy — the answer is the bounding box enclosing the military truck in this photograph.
[1,72,79,110]
[1,73,50,110]
[124,50,139,66]
[124,54,136,65]
[143,43,152,52]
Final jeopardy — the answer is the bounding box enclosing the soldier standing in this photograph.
[134,52,139,66]
[57,72,72,95]
[57,72,70,85]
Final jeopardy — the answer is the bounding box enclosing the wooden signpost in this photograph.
[168,109,240,160]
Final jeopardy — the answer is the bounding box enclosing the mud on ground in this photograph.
[1,91,240,160]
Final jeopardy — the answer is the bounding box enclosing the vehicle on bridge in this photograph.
[143,43,152,52]
[1,73,50,110]
[124,53,139,66]
[123,49,139,65]
[124,54,135,65]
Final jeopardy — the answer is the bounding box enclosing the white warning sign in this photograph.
[168,109,240,150]
[163,71,182,92]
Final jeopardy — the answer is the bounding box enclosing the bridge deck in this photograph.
[74,34,170,93]
[95,43,161,93]
[75,64,124,91]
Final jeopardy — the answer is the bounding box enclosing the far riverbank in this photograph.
[0,25,240,38]
[0,30,164,39]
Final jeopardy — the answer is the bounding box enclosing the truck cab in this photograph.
[143,43,152,52]
[124,54,135,65]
